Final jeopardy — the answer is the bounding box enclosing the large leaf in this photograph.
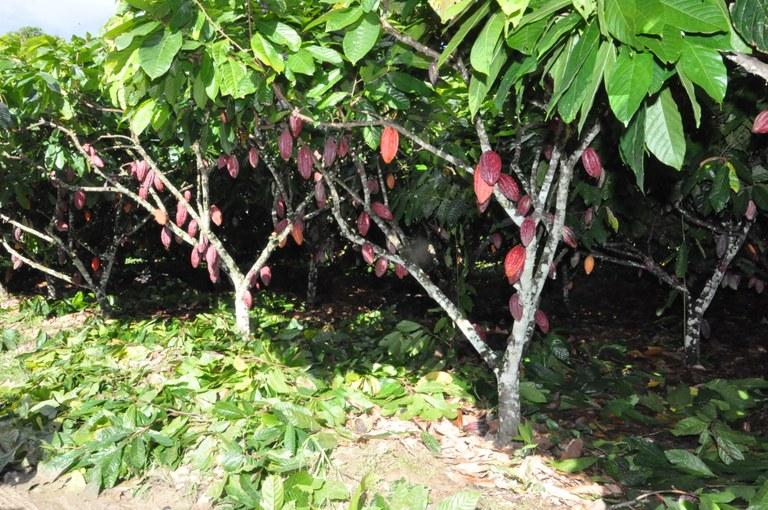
[470,11,506,75]
[605,48,654,124]
[138,30,183,80]
[129,98,156,135]
[602,0,642,44]
[343,13,381,65]
[496,0,529,26]
[325,6,363,32]
[255,20,302,52]
[620,105,646,190]
[251,33,285,72]
[434,491,481,510]
[428,0,475,22]
[439,2,492,68]
[665,449,716,477]
[644,87,685,170]
[659,0,730,34]
[578,41,615,132]
[260,475,284,510]
[677,71,701,128]
[549,21,600,114]
[218,59,258,98]
[469,43,508,118]
[732,0,768,51]
[676,40,727,103]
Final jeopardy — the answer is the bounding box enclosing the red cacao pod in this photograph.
[135,160,149,182]
[508,293,523,321]
[473,166,494,205]
[297,145,313,180]
[90,154,105,169]
[371,202,394,221]
[543,145,553,161]
[479,150,502,185]
[314,181,327,208]
[82,143,94,156]
[55,220,69,232]
[248,147,260,168]
[190,247,200,268]
[11,255,22,270]
[581,147,602,179]
[516,195,531,216]
[210,205,223,227]
[259,266,272,286]
[91,256,101,272]
[380,126,399,164]
[184,190,192,201]
[227,155,240,179]
[323,137,338,168]
[218,154,228,169]
[374,257,388,277]
[367,179,380,195]
[153,173,165,192]
[161,226,172,250]
[13,227,21,242]
[497,174,521,202]
[752,110,768,134]
[279,128,293,161]
[289,114,304,138]
[362,243,375,265]
[561,225,577,248]
[73,190,86,211]
[208,263,219,283]
[534,309,550,333]
[520,218,536,246]
[490,232,503,251]
[338,135,350,158]
[275,218,289,235]
[395,264,408,279]
[357,211,371,236]
[746,199,757,220]
[187,219,199,238]
[242,290,253,309]
[205,245,218,268]
[504,245,526,284]
[291,218,304,246]
[276,196,286,219]
[176,202,188,227]
[197,236,209,254]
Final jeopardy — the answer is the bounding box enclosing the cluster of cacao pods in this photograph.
[217,154,240,179]
[82,143,104,169]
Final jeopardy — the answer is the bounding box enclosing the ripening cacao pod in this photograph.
[371,202,394,221]
[508,293,523,321]
[73,190,86,210]
[152,208,168,225]
[297,145,313,180]
[275,219,289,235]
[291,218,305,246]
[746,243,758,259]
[497,174,521,202]
[279,128,293,161]
[197,236,209,254]
[161,226,172,250]
[323,137,338,168]
[187,219,199,238]
[561,225,577,248]
[362,243,375,265]
[242,290,253,309]
[83,209,92,222]
[357,211,371,236]
[205,245,218,268]
[11,255,22,270]
[746,199,757,220]
[752,110,768,134]
[581,147,602,179]
[210,205,223,227]
[218,155,228,169]
[190,247,200,268]
[227,155,240,179]
[520,218,536,246]
[153,172,165,192]
[13,227,21,242]
[584,255,595,275]
[176,202,188,227]
[386,173,396,190]
[395,264,408,279]
[516,195,531,216]
[473,166,494,205]
[276,196,286,219]
[504,245,526,284]
[135,160,148,182]
[55,219,69,232]
[314,181,327,208]
[90,154,105,169]
[374,257,388,277]
[248,147,260,168]
[380,126,399,164]
[479,151,502,185]
[338,135,350,158]
[534,309,550,333]
[289,114,304,138]
[259,266,272,286]
[367,179,380,194]
[208,263,220,283]
[490,232,503,251]
[82,143,94,156]
[91,256,101,272]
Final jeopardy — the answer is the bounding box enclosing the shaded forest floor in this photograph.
[0,262,766,509]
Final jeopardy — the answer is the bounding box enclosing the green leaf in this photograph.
[343,13,381,65]
[519,381,548,403]
[578,40,614,133]
[286,49,315,76]
[677,71,701,128]
[549,21,600,116]
[470,11,506,75]
[671,416,710,436]
[218,59,258,98]
[138,29,183,80]
[100,446,123,490]
[665,449,716,477]
[325,6,364,32]
[261,475,285,510]
[550,457,597,473]
[605,48,654,124]
[659,0,730,34]
[716,436,745,465]
[572,0,596,19]
[732,0,768,51]
[506,17,548,54]
[438,2,492,68]
[677,41,727,103]
[129,98,156,135]
[709,166,731,212]
[428,0,474,22]
[251,33,285,72]
[606,207,620,232]
[497,0,530,26]
[420,431,442,454]
[602,0,642,44]
[620,106,646,190]
[434,491,481,510]
[644,87,685,170]
[256,20,302,52]
[675,243,688,278]
[305,45,343,64]
[468,43,508,118]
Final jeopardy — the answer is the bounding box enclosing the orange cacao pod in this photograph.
[473,166,494,205]
[584,255,595,275]
[380,126,399,164]
[504,245,526,284]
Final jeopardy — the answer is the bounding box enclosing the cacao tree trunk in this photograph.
[45,274,57,300]
[306,255,318,306]
[683,220,753,365]
[234,285,251,338]
[496,317,531,443]
[0,281,9,301]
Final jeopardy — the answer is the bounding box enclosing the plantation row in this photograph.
[1,0,767,447]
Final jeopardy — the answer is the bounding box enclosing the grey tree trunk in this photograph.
[234,283,251,338]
